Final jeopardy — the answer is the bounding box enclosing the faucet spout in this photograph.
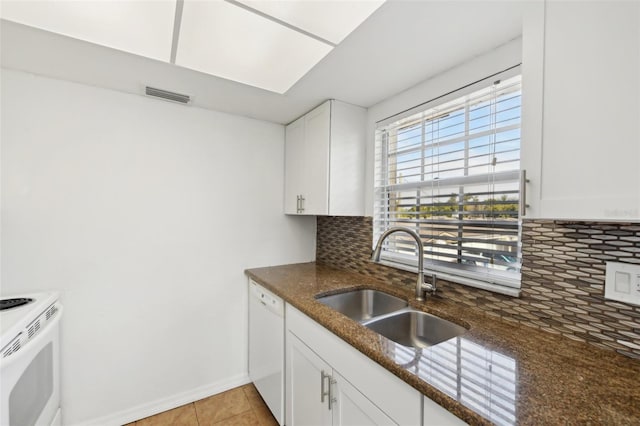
[371,227,436,301]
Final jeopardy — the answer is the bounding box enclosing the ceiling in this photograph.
[0,0,385,93]
[0,0,525,125]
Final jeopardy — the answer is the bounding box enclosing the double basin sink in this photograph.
[317,289,466,349]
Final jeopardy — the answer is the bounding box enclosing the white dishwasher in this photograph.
[249,280,284,425]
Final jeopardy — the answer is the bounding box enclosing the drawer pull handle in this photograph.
[520,169,530,216]
[320,370,330,406]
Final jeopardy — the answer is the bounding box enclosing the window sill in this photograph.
[375,258,521,298]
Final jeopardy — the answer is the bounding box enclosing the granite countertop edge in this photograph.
[245,262,640,426]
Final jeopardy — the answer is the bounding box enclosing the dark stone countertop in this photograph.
[245,262,640,425]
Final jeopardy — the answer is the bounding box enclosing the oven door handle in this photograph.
[0,305,63,368]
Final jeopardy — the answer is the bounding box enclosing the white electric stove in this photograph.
[0,292,63,426]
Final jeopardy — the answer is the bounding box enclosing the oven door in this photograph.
[0,307,62,426]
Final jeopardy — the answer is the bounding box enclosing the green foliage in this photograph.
[394,193,518,219]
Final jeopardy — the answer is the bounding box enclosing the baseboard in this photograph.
[77,374,251,426]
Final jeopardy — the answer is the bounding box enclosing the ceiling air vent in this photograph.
[145,86,191,104]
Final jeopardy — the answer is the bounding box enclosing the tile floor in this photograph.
[125,384,278,426]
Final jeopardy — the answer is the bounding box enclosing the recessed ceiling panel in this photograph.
[177,0,333,94]
[237,0,386,44]
[0,1,176,62]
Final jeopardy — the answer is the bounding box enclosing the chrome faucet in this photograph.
[371,227,437,301]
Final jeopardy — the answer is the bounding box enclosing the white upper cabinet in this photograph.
[284,115,307,214]
[521,1,640,220]
[284,100,366,216]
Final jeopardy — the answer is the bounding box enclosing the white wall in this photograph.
[364,38,522,216]
[1,69,316,425]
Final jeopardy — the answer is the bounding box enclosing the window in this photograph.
[374,70,522,295]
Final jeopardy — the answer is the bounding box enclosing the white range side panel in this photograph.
[0,69,317,425]
[329,100,366,216]
[539,0,640,220]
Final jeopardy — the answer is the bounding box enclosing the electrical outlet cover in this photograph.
[604,261,640,307]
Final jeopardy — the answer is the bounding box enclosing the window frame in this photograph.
[373,66,523,296]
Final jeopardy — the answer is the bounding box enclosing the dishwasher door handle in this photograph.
[251,283,284,317]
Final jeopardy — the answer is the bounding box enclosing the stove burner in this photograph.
[0,298,34,311]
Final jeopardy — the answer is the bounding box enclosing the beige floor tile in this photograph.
[241,383,259,398]
[240,383,278,425]
[195,388,252,426]
[241,384,266,411]
[254,405,279,426]
[136,403,198,426]
[212,410,260,426]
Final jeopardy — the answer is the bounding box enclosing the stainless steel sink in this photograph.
[316,289,408,322]
[317,289,466,349]
[364,310,467,348]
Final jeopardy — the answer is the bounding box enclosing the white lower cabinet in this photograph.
[285,305,465,426]
[424,397,467,426]
[287,332,332,425]
[333,370,396,426]
[287,332,394,425]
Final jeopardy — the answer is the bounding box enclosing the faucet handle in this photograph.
[424,273,437,295]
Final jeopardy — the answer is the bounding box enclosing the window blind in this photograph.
[374,71,522,293]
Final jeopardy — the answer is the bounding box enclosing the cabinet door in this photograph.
[423,397,467,426]
[286,332,332,426]
[332,370,396,426]
[530,1,640,220]
[286,304,423,425]
[328,100,366,216]
[303,101,331,215]
[284,116,305,214]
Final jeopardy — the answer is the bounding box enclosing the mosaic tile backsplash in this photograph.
[316,216,640,359]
